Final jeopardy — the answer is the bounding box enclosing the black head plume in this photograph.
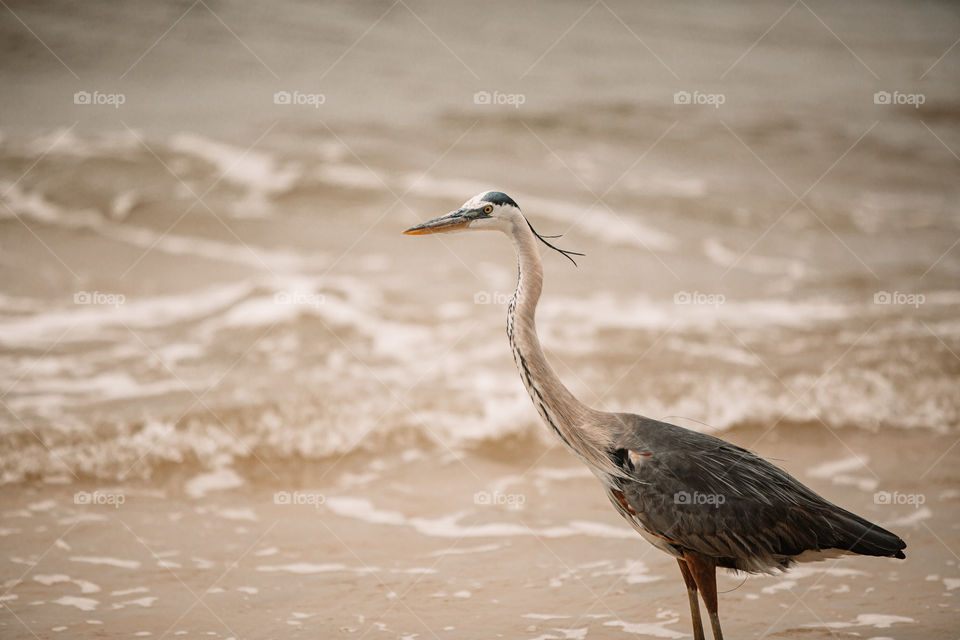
[525,218,584,266]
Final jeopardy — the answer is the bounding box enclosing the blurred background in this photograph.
[1,1,958,638]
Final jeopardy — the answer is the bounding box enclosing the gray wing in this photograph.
[609,414,905,572]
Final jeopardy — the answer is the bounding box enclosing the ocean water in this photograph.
[1,0,958,485]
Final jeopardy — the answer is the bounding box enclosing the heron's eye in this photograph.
[482,205,493,215]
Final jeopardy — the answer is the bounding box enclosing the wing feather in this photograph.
[608,413,905,571]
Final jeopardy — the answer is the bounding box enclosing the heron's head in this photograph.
[403,190,583,264]
[403,190,521,236]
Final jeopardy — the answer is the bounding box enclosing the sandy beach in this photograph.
[2,0,959,637]
[1,424,958,638]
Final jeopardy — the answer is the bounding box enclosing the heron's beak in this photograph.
[403,211,471,235]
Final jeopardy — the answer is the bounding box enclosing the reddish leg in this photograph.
[678,558,705,640]
[683,551,724,640]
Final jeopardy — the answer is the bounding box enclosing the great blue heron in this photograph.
[404,191,906,640]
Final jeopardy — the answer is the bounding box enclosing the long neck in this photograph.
[506,219,613,466]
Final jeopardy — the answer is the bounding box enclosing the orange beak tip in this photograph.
[402,218,470,236]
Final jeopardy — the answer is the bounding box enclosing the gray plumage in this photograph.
[405,191,906,640]
[607,413,906,572]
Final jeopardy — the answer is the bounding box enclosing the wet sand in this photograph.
[2,0,959,637]
[2,423,957,639]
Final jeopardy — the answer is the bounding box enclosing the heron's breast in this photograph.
[605,485,683,558]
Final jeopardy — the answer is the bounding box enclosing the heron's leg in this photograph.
[677,558,705,640]
[683,551,723,640]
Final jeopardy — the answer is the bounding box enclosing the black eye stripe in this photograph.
[481,191,518,208]
[463,205,493,219]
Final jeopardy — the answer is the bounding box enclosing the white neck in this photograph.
[504,216,614,469]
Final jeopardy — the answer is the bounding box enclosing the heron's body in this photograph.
[405,191,906,640]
